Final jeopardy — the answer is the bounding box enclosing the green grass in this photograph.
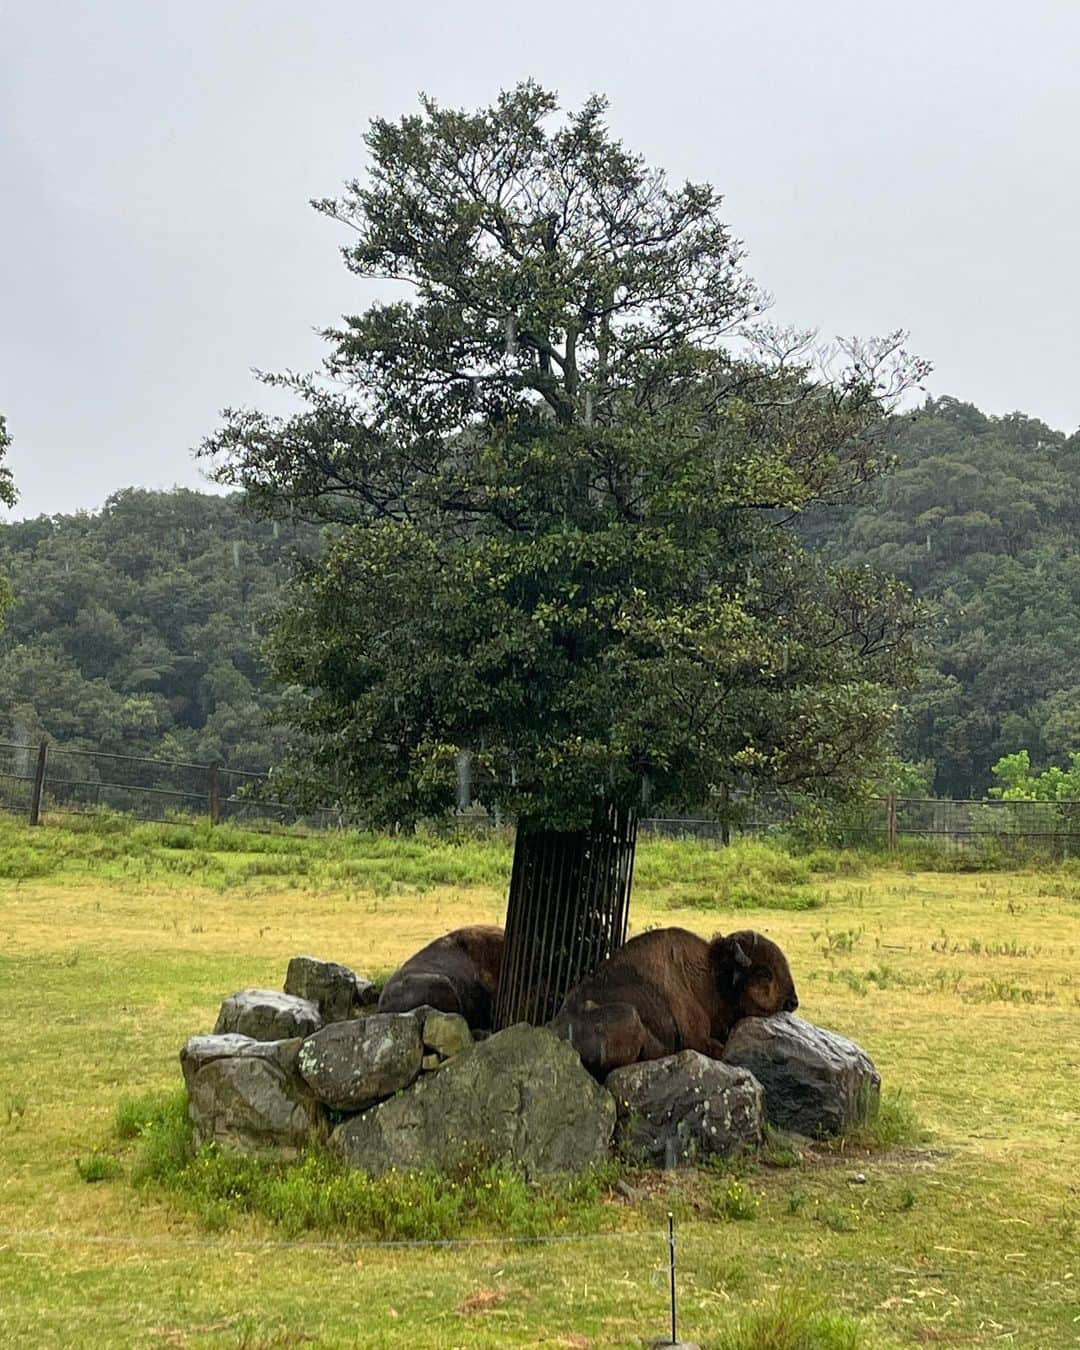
[0,810,516,893]
[1,812,1079,1347]
[636,836,831,910]
[122,1091,620,1240]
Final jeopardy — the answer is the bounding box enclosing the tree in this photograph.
[202,83,925,1023]
[0,414,16,624]
[989,749,1080,801]
[0,415,14,511]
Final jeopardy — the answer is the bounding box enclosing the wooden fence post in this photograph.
[208,762,222,825]
[886,793,898,852]
[28,740,49,826]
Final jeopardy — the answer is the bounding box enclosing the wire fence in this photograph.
[614,795,1080,859]
[0,741,339,832]
[3,739,1080,856]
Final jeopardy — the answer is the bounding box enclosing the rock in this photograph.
[421,1053,442,1071]
[186,1053,325,1155]
[420,1010,472,1060]
[298,1014,423,1111]
[213,989,322,1041]
[722,1013,881,1137]
[606,1051,765,1167]
[284,955,377,1022]
[180,1033,304,1092]
[331,1024,615,1179]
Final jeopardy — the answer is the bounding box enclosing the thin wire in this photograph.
[0,1226,668,1253]
[4,1227,1063,1287]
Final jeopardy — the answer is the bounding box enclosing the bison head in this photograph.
[714,929,799,1019]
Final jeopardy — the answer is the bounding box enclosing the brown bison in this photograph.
[548,926,798,1079]
[377,925,504,1031]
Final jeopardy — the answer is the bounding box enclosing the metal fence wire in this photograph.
[2,740,1080,855]
[0,739,34,815]
[0,741,339,832]
[641,794,1080,858]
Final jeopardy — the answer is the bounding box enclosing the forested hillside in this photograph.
[0,489,318,771]
[803,397,1080,797]
[2,396,1078,796]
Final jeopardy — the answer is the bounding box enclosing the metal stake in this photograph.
[668,1211,677,1345]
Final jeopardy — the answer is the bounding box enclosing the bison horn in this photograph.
[731,939,751,969]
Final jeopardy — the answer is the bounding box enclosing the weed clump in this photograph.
[837,1090,929,1151]
[709,1178,759,1221]
[76,1154,122,1183]
[715,1293,861,1349]
[115,1090,174,1141]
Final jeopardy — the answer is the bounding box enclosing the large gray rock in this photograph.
[284,955,377,1022]
[186,1052,325,1155]
[331,1024,615,1178]
[722,1013,880,1137]
[213,988,323,1041]
[606,1051,765,1167]
[298,1014,423,1111]
[180,1033,305,1092]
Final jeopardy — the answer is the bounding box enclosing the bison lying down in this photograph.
[549,926,798,1079]
[377,925,504,1031]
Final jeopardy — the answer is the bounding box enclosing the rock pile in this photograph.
[181,956,881,1174]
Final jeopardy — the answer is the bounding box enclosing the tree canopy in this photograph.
[989,749,1080,801]
[202,82,924,829]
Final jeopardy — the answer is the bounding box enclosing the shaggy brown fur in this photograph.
[548,926,798,1078]
[377,925,505,1031]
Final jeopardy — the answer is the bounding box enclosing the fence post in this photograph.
[28,740,49,826]
[208,762,222,825]
[720,784,731,847]
[886,793,898,852]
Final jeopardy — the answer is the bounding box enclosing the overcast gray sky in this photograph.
[2,0,1078,521]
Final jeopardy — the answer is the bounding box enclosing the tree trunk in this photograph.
[494,802,637,1029]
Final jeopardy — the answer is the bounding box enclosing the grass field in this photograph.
[0,816,1078,1348]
